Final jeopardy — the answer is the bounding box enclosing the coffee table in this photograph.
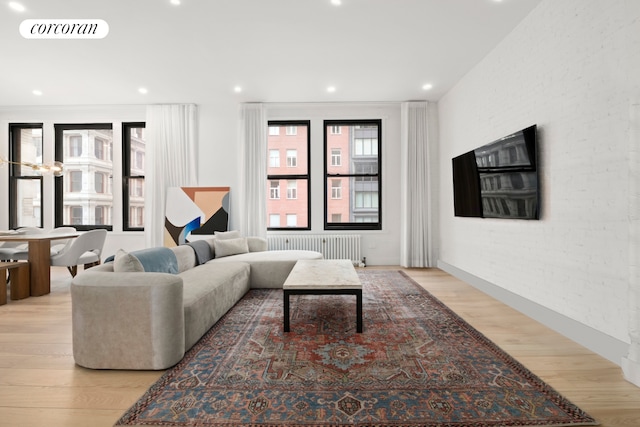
[283,259,362,333]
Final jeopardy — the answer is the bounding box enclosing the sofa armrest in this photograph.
[247,236,267,252]
[71,271,185,370]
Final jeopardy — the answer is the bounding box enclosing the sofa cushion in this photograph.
[180,262,250,350]
[213,237,249,258]
[208,250,323,288]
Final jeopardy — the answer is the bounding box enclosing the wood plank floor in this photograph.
[1,266,639,426]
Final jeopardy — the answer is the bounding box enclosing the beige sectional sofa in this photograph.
[70,236,322,370]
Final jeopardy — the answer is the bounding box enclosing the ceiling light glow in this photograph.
[9,2,26,12]
[170,0,181,5]
[422,83,433,91]
[331,0,342,5]
[327,86,336,93]
[32,89,43,96]
[138,87,148,94]
[234,86,242,93]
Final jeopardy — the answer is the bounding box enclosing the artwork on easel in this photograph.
[164,186,230,247]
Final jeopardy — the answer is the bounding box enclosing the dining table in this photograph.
[0,231,80,296]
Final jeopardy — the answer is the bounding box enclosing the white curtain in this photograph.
[238,103,267,238]
[144,104,198,248]
[400,101,435,267]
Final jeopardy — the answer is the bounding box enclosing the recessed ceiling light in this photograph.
[170,0,181,5]
[9,2,26,12]
[32,89,43,96]
[331,0,342,5]
[234,86,242,93]
[327,86,336,93]
[138,87,148,94]
[422,83,433,91]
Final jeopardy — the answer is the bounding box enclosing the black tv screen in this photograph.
[452,125,539,220]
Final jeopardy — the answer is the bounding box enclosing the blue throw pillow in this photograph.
[106,247,179,274]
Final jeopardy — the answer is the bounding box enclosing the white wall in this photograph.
[437,0,640,363]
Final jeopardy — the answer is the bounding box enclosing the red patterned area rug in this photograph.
[116,270,597,427]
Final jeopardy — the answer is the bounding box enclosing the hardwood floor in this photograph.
[1,266,639,426]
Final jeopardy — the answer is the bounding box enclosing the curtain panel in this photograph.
[144,104,198,248]
[400,101,435,267]
[238,103,267,238]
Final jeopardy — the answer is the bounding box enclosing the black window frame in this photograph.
[8,123,44,229]
[267,120,311,231]
[54,123,113,231]
[122,122,146,231]
[324,119,382,231]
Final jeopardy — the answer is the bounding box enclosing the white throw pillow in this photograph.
[214,230,241,240]
[113,249,144,272]
[213,237,249,258]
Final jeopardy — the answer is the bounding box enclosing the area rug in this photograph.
[116,270,597,427]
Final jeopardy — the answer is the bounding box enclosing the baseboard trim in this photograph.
[437,260,629,366]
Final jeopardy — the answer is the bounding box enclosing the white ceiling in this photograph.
[0,0,542,107]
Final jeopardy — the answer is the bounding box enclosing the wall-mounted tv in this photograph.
[452,124,539,220]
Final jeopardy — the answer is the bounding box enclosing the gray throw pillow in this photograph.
[213,237,249,258]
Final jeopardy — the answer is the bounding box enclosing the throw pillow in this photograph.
[213,237,249,258]
[214,230,241,240]
[109,247,179,274]
[113,249,144,272]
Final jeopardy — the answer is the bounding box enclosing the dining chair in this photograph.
[0,227,45,261]
[50,229,107,277]
[10,227,77,261]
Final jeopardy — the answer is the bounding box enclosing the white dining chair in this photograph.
[10,227,77,261]
[0,227,45,261]
[50,229,107,277]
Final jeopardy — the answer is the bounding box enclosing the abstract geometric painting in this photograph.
[164,186,230,247]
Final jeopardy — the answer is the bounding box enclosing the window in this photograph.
[324,119,382,230]
[55,123,113,230]
[269,180,280,199]
[331,148,341,166]
[267,121,310,230]
[287,180,297,199]
[122,122,145,231]
[69,135,83,157]
[286,149,297,167]
[8,124,43,228]
[331,179,342,199]
[94,172,107,193]
[70,206,83,225]
[269,149,280,167]
[94,136,112,161]
[269,214,280,228]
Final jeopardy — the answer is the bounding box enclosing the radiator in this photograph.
[267,234,362,262]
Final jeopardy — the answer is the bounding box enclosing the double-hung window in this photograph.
[8,124,44,228]
[267,121,310,230]
[324,119,382,230]
[55,123,113,230]
[122,123,146,231]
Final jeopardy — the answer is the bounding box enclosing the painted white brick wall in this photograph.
[438,0,640,343]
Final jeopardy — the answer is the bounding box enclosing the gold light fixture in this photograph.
[0,156,64,176]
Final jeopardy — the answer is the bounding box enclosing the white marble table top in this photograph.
[283,259,361,290]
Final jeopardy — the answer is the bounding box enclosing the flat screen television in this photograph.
[452,124,539,220]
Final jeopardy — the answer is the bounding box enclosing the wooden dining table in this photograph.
[0,231,80,296]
